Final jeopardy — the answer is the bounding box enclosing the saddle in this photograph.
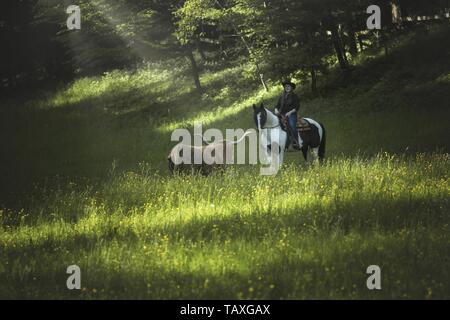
[296,118,312,132]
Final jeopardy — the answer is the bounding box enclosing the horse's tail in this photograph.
[318,123,326,161]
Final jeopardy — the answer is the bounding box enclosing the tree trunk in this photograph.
[347,22,358,57]
[330,24,348,70]
[391,0,402,25]
[196,38,207,62]
[186,50,202,93]
[310,66,317,94]
[381,30,389,57]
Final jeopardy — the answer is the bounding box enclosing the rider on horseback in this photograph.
[274,79,301,150]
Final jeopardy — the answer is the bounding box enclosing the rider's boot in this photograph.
[292,134,301,150]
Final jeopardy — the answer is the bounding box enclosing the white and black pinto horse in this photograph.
[253,103,326,166]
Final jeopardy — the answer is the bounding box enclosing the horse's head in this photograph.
[253,103,267,131]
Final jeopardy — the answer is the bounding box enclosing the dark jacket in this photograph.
[275,92,300,115]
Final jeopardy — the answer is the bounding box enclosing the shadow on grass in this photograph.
[2,192,447,255]
[2,224,448,299]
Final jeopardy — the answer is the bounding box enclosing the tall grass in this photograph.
[0,154,448,299]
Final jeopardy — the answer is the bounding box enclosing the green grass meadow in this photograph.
[0,27,449,299]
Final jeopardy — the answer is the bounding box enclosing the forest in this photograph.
[2,0,450,93]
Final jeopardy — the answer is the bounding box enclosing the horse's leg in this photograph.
[266,144,272,164]
[306,148,318,166]
[259,131,272,165]
[297,132,304,149]
[278,133,287,166]
[306,148,313,165]
[279,144,285,166]
[301,146,308,162]
[310,147,319,164]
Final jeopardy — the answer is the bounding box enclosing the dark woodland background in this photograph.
[2,0,450,93]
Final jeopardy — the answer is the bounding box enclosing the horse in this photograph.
[253,103,326,165]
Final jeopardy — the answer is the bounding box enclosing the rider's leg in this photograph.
[288,114,300,148]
